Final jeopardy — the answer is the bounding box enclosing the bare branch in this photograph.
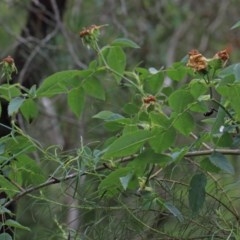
[5,147,240,208]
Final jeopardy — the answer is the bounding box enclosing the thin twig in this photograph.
[5,146,240,207]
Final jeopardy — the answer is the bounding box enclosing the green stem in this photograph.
[211,99,233,120]
[212,98,239,133]
[95,42,145,95]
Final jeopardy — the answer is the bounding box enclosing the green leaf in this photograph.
[188,173,207,215]
[168,90,194,112]
[200,158,220,173]
[3,136,35,155]
[173,112,195,135]
[143,71,164,94]
[0,233,12,240]
[149,112,170,128]
[135,149,173,167]
[105,46,126,83]
[98,167,132,197]
[0,84,21,101]
[4,219,30,231]
[0,143,5,155]
[209,152,234,174]
[8,97,25,116]
[171,147,189,162]
[233,63,240,81]
[189,79,208,98]
[211,100,226,134]
[20,98,38,122]
[212,132,233,147]
[166,63,188,81]
[103,130,153,159]
[111,38,140,48]
[217,84,240,120]
[67,87,85,118]
[164,202,184,222]
[0,175,19,198]
[37,70,86,97]
[218,65,235,80]
[104,118,131,132]
[15,155,46,186]
[82,77,105,100]
[123,102,139,115]
[231,20,240,29]
[190,101,208,113]
[149,127,176,153]
[93,111,124,121]
[119,172,134,190]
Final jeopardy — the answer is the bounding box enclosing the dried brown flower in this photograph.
[187,49,208,72]
[79,25,102,38]
[213,48,231,62]
[143,95,156,104]
[2,56,14,64]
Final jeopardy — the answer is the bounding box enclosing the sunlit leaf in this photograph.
[15,155,46,186]
[189,79,208,98]
[98,167,133,197]
[37,70,88,97]
[105,46,126,83]
[111,38,140,48]
[93,111,124,121]
[4,219,30,231]
[120,172,133,190]
[20,98,38,122]
[168,90,194,112]
[0,84,21,101]
[0,175,19,198]
[103,130,153,159]
[173,112,195,135]
[149,127,176,153]
[8,97,25,116]
[143,71,164,94]
[166,63,188,81]
[82,77,105,100]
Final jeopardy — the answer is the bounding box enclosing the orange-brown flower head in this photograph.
[213,47,231,67]
[79,25,101,38]
[79,24,107,49]
[187,49,208,72]
[0,55,17,81]
[143,95,156,104]
[2,56,14,64]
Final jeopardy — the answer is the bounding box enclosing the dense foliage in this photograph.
[1,21,240,239]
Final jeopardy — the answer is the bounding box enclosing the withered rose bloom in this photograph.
[187,49,208,72]
[143,95,156,104]
[79,24,107,49]
[79,25,102,38]
[213,48,230,62]
[2,56,14,64]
